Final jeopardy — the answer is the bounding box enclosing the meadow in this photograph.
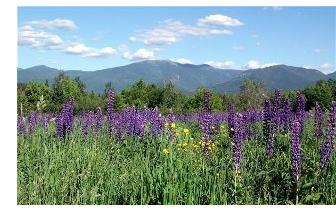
[17,89,336,205]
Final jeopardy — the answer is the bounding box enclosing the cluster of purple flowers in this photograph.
[56,97,75,139]
[199,111,213,157]
[107,88,115,134]
[17,116,26,135]
[232,113,245,172]
[95,107,103,132]
[203,91,212,113]
[199,91,214,157]
[291,120,302,178]
[28,111,38,134]
[79,111,95,136]
[320,101,336,169]
[150,107,163,137]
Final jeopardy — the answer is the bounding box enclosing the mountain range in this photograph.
[17,60,336,93]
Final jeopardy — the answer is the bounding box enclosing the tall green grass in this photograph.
[17,119,336,204]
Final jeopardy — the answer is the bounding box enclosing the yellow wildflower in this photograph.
[163,148,169,155]
[164,123,169,128]
[175,132,179,137]
[171,123,176,129]
[183,128,190,135]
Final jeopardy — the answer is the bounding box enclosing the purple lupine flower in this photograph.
[263,98,275,155]
[80,113,90,136]
[200,110,212,158]
[227,102,235,138]
[55,113,65,139]
[212,113,223,135]
[107,88,115,134]
[272,89,282,131]
[282,97,292,132]
[28,111,38,134]
[291,120,302,178]
[166,109,176,126]
[95,107,103,132]
[40,114,52,131]
[17,116,26,135]
[125,106,136,136]
[203,91,212,113]
[62,97,75,133]
[232,113,244,171]
[315,102,323,138]
[150,107,163,137]
[295,91,306,134]
[135,109,146,138]
[320,101,336,169]
[241,112,248,141]
[113,113,124,142]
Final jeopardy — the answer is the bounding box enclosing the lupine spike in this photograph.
[320,101,336,169]
[291,120,302,177]
[107,88,115,134]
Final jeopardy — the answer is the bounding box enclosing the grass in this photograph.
[17,119,336,205]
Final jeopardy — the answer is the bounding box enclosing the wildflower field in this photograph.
[17,89,336,205]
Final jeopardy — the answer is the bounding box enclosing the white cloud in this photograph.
[197,14,244,27]
[303,63,335,74]
[131,15,241,46]
[171,58,193,64]
[25,19,77,31]
[205,60,234,69]
[320,63,335,74]
[18,19,116,59]
[208,29,233,35]
[64,43,116,58]
[246,60,278,69]
[122,48,155,61]
[251,34,259,38]
[232,45,245,51]
[246,60,260,69]
[18,27,63,49]
[129,36,137,42]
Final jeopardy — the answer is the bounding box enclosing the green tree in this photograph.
[25,82,51,112]
[51,72,81,102]
[303,80,333,110]
[120,80,162,109]
[238,79,267,111]
[74,76,86,94]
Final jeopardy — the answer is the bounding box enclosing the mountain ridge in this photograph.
[17,60,334,93]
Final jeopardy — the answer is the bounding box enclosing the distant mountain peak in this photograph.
[18,61,333,94]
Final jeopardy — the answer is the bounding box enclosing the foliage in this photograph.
[303,80,334,110]
[17,73,336,116]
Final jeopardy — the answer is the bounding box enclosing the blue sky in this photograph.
[18,7,335,73]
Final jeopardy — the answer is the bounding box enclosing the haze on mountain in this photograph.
[17,60,335,94]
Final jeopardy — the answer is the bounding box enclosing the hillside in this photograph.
[18,61,330,93]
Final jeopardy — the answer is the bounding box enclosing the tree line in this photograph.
[17,71,336,116]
